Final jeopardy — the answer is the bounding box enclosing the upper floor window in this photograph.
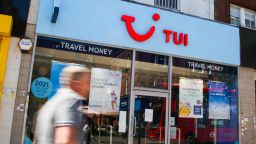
[230,6,240,26]
[230,4,256,30]
[245,12,256,29]
[155,0,178,10]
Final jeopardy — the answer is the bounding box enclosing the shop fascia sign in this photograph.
[121,13,189,46]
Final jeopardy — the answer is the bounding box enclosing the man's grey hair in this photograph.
[59,65,91,86]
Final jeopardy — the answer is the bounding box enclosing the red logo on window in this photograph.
[121,13,188,46]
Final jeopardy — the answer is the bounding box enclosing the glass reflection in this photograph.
[170,57,238,144]
[25,43,132,144]
[135,51,168,89]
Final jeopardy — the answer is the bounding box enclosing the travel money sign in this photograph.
[121,13,189,46]
[36,36,132,59]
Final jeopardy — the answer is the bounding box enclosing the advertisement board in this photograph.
[89,68,122,113]
[179,78,203,118]
[208,81,230,119]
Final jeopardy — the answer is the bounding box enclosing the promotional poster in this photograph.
[89,67,122,113]
[179,78,203,118]
[208,81,230,119]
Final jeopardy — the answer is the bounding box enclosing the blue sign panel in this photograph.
[36,0,240,65]
[31,77,53,98]
[194,105,202,115]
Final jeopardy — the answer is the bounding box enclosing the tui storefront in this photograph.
[24,0,240,144]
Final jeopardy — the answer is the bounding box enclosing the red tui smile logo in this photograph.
[121,13,160,42]
[121,13,188,46]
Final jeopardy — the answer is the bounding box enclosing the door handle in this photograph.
[133,117,137,136]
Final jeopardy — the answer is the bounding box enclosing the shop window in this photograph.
[245,12,256,29]
[210,120,224,128]
[135,51,169,89]
[170,57,239,144]
[24,36,133,143]
[230,5,241,26]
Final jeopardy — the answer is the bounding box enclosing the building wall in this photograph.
[180,0,214,19]
[10,0,39,143]
[0,38,22,144]
[133,0,154,5]
[239,67,256,144]
[214,0,256,23]
[10,53,32,144]
[134,0,214,19]
[214,1,256,144]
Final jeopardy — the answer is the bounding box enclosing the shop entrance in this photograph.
[131,88,168,144]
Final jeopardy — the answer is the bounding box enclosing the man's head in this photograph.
[59,65,91,98]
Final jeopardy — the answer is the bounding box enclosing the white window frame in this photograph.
[155,0,179,10]
[244,11,256,29]
[230,5,241,26]
[230,4,256,30]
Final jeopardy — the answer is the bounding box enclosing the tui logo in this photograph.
[121,13,188,46]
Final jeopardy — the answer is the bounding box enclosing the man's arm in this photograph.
[55,126,76,144]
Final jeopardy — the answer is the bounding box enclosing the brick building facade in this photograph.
[215,0,256,23]
[215,1,256,144]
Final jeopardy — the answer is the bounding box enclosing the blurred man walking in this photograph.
[34,65,91,144]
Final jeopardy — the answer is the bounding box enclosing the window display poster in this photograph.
[89,68,122,113]
[179,78,203,118]
[208,81,230,119]
[49,61,69,98]
[49,61,84,99]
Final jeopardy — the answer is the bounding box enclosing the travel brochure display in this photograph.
[179,78,203,118]
[208,81,230,119]
[89,67,122,113]
[49,62,122,113]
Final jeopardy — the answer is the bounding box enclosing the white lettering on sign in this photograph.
[88,46,112,55]
[60,42,87,52]
[59,42,113,56]
[188,61,224,73]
